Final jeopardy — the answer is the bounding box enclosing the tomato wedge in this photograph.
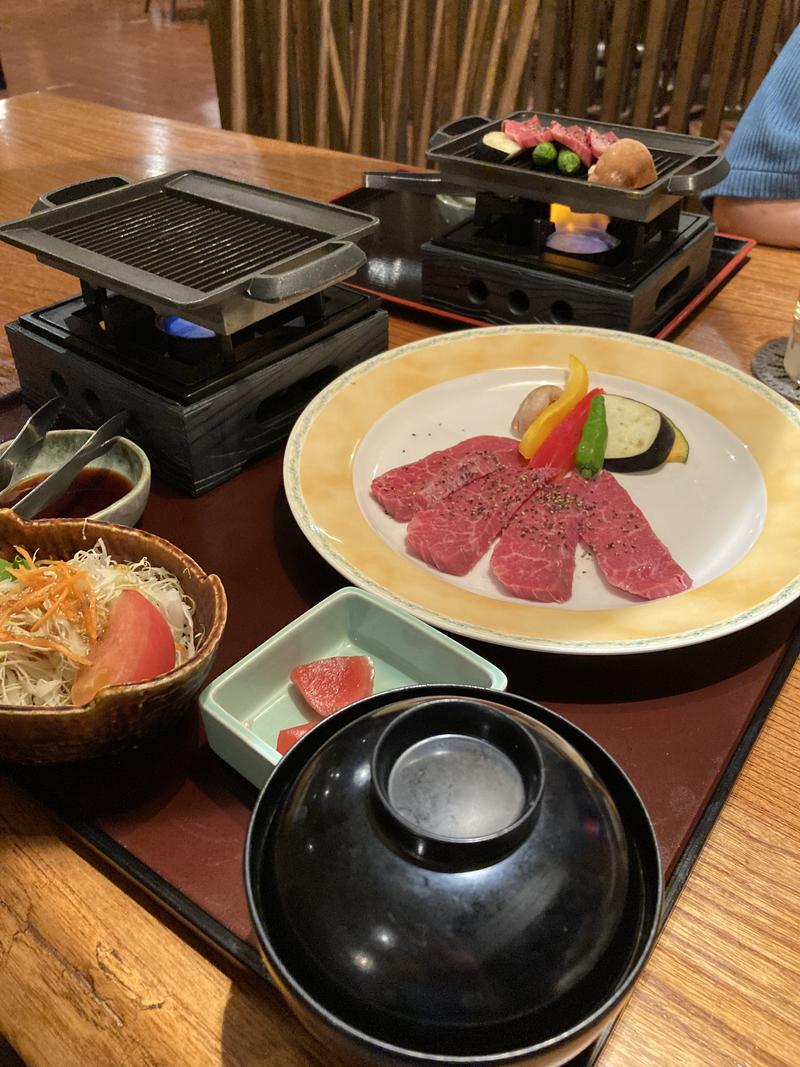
[290,655,374,716]
[276,722,316,755]
[71,589,177,706]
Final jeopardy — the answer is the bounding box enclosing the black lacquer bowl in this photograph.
[245,686,663,1066]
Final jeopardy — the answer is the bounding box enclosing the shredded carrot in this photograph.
[13,545,36,569]
[0,554,98,647]
[0,629,89,664]
[31,584,74,631]
[73,571,98,642]
[0,586,52,623]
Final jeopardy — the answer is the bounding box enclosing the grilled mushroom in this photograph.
[588,138,657,189]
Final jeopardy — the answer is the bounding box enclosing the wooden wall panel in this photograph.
[205,0,796,159]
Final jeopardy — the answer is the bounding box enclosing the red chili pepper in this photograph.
[530,388,604,470]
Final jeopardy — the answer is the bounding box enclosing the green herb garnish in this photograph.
[0,555,30,582]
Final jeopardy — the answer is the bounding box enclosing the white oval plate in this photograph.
[352,368,765,612]
[284,326,800,654]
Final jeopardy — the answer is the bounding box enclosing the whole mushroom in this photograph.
[588,138,657,189]
[511,384,563,437]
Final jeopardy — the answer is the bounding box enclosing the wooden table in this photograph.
[0,93,798,1067]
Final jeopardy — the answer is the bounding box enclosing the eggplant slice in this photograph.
[603,395,676,472]
[475,130,525,164]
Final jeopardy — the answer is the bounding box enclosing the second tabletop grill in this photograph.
[420,113,729,333]
[0,172,389,494]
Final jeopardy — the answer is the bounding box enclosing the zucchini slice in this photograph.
[665,417,690,463]
[603,395,675,472]
[475,130,524,163]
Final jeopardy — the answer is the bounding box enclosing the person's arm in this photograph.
[702,27,800,248]
[713,196,800,248]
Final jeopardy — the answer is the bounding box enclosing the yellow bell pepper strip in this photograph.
[518,355,589,460]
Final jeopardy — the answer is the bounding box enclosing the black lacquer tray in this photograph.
[332,184,754,338]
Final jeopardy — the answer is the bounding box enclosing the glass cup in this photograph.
[783,295,800,384]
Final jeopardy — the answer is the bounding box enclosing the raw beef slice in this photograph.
[549,121,594,167]
[407,466,551,576]
[502,117,554,148]
[570,471,691,600]
[491,481,581,602]
[371,436,521,522]
[587,127,619,158]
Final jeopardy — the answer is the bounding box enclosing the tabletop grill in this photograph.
[0,172,388,495]
[421,112,728,333]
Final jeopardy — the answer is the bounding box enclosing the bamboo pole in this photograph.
[275,0,289,140]
[315,0,331,147]
[479,0,512,116]
[229,0,247,132]
[350,0,371,154]
[496,0,540,117]
[415,0,447,165]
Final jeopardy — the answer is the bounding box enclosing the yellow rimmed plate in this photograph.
[283,325,800,654]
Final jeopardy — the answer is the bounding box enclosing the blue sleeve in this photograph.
[703,23,800,202]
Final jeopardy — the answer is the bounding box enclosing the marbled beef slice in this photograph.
[407,466,551,576]
[549,121,594,167]
[502,118,554,148]
[490,480,581,602]
[370,436,521,522]
[570,471,692,600]
[587,127,619,157]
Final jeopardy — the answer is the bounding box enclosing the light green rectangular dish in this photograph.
[199,586,507,788]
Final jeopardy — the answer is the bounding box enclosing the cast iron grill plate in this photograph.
[0,171,379,313]
[456,141,681,182]
[45,190,323,292]
[427,112,727,222]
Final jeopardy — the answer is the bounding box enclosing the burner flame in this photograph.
[547,203,617,254]
[550,203,610,234]
[158,315,216,340]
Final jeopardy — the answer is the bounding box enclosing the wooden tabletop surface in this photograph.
[0,93,798,1067]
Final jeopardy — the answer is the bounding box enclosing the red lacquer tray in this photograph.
[0,197,783,1064]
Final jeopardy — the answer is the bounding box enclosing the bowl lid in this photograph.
[246,688,660,1057]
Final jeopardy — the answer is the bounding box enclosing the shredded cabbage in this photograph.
[0,540,196,707]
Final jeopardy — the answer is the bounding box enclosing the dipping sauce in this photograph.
[0,468,133,518]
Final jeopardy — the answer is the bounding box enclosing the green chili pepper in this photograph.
[575,394,607,479]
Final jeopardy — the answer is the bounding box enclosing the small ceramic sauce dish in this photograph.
[0,429,150,526]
